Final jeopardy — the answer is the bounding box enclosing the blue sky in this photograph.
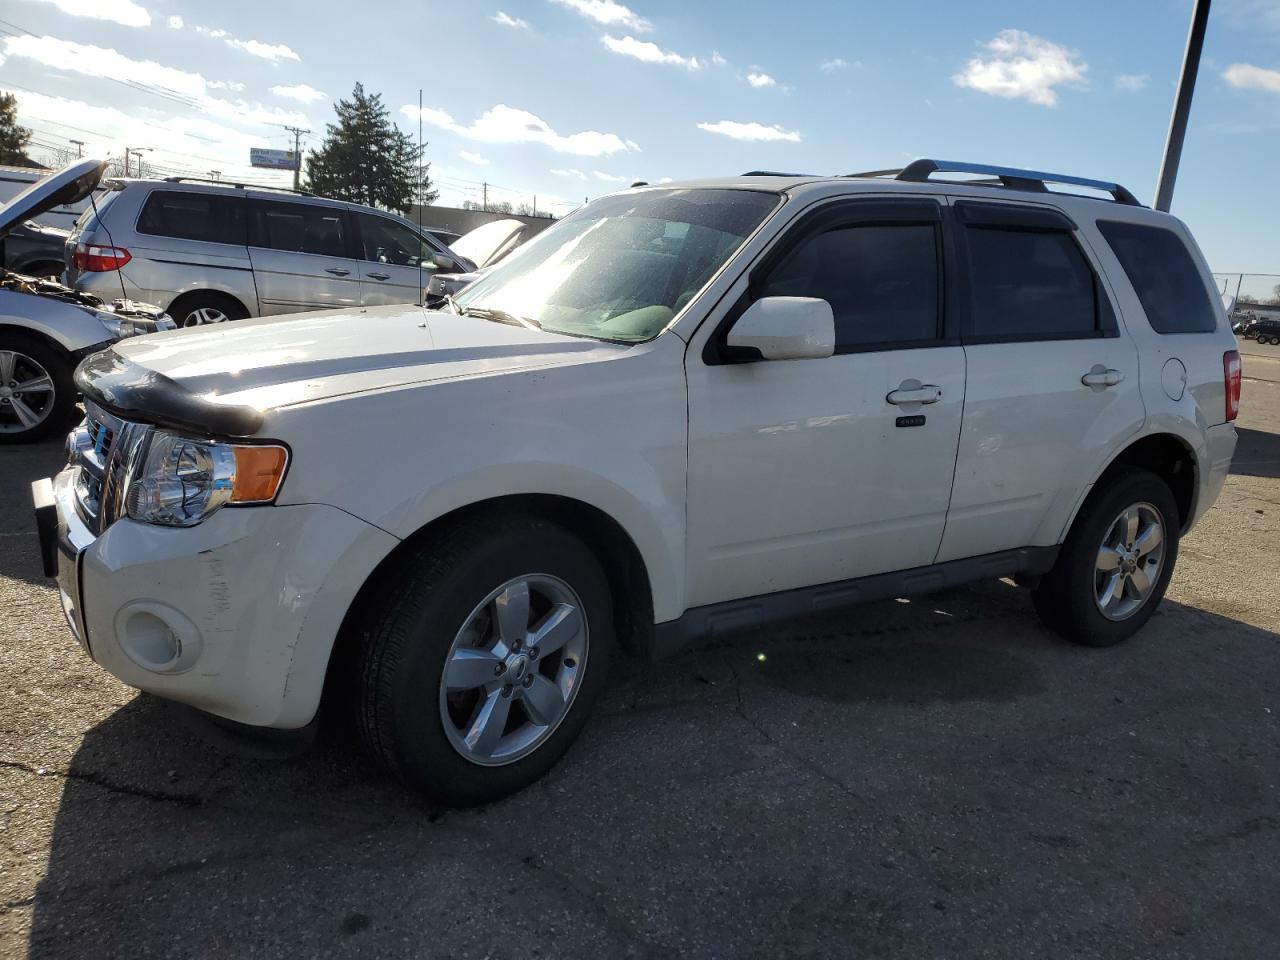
[2,0,1279,278]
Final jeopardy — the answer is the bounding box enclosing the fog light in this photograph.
[114,602,201,673]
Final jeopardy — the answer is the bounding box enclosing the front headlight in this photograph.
[125,431,288,527]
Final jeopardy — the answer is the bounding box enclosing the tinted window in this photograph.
[356,213,435,266]
[136,191,245,245]
[250,200,348,257]
[966,228,1096,339]
[758,224,940,349]
[1097,221,1217,334]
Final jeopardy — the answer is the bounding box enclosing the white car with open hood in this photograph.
[32,161,1239,804]
[0,159,172,443]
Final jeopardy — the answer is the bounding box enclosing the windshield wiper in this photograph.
[461,305,542,330]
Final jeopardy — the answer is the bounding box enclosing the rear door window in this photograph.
[248,200,350,257]
[963,225,1100,341]
[136,190,245,245]
[1096,220,1217,334]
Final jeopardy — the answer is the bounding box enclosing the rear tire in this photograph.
[350,513,614,806]
[166,291,249,328]
[1032,467,1180,647]
[0,333,77,445]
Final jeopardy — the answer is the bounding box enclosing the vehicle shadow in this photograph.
[23,585,1280,958]
[0,440,68,589]
[1231,427,1280,480]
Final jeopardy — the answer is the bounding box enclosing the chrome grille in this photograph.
[70,404,150,534]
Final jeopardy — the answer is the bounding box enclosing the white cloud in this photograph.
[194,25,301,62]
[167,15,184,29]
[208,79,245,92]
[592,170,630,182]
[953,29,1087,107]
[601,35,700,70]
[548,0,650,32]
[819,58,849,73]
[746,71,776,88]
[2,35,307,128]
[711,51,727,67]
[29,0,150,27]
[404,103,636,156]
[1115,73,1149,92]
[696,120,801,142]
[271,83,326,103]
[1224,62,1280,93]
[550,168,588,179]
[492,11,530,29]
[657,176,673,183]
[460,150,490,165]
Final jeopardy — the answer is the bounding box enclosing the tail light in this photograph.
[1224,350,1241,422]
[72,243,131,272]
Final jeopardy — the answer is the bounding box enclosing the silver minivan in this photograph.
[67,178,472,326]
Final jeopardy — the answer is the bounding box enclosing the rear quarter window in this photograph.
[136,190,246,245]
[1096,220,1217,334]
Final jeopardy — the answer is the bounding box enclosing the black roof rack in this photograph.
[847,159,1141,206]
[741,170,814,177]
[161,175,313,196]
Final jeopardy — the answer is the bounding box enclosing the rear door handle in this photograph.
[366,272,390,281]
[886,382,943,406]
[325,267,351,276]
[1081,365,1124,389]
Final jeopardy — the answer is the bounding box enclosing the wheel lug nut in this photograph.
[522,675,534,688]
[528,647,539,660]
[494,663,505,676]
[510,639,521,652]
[502,684,513,697]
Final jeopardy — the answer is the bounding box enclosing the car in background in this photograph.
[425,218,529,305]
[0,163,96,229]
[67,177,473,327]
[425,227,461,247]
[0,159,172,443]
[3,220,70,279]
[1253,319,1280,345]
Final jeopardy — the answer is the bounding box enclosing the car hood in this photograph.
[449,218,526,269]
[79,302,625,436]
[0,159,104,239]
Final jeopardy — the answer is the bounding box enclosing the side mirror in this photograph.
[725,296,835,361]
[427,253,459,272]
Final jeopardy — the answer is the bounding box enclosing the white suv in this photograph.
[33,160,1240,805]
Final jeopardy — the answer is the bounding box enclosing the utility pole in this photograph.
[532,195,537,217]
[69,139,84,158]
[279,125,310,190]
[124,147,151,176]
[482,182,488,212]
[209,170,221,181]
[1154,0,1212,212]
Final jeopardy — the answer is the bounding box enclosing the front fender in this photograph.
[0,290,113,352]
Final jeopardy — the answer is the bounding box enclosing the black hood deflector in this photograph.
[75,349,264,438]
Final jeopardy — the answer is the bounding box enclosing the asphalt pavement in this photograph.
[1,341,1278,959]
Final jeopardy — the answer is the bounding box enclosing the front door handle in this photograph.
[325,267,351,276]
[886,381,943,406]
[366,272,390,281]
[1081,365,1124,389]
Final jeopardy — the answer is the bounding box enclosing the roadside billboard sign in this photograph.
[250,148,298,171]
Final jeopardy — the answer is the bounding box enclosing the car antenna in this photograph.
[418,88,425,313]
[86,163,129,307]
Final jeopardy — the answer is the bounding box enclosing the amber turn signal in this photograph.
[231,445,288,503]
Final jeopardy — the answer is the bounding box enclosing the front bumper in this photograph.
[34,466,398,728]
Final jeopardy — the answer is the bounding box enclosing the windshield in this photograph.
[452,188,780,342]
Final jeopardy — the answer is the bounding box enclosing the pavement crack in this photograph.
[0,759,202,807]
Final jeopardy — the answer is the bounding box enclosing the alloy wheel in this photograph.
[1095,501,1166,621]
[0,350,56,434]
[182,307,230,327]
[438,574,589,766]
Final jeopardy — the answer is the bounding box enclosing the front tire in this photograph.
[1033,467,1180,647]
[351,514,614,805]
[0,334,76,444]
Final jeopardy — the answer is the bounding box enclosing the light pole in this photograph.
[124,146,152,177]
[1154,0,1212,212]
[68,139,85,158]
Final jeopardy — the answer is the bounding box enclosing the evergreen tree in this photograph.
[304,83,436,213]
[0,92,35,166]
